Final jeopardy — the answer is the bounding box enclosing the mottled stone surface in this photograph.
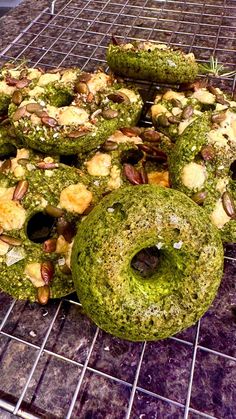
[190,349,236,419]
[199,258,236,358]
[88,329,143,383]
[72,370,131,418]
[45,300,97,364]
[23,353,81,418]
[0,292,13,325]
[2,299,60,347]
[0,0,48,51]
[174,324,197,343]
[130,391,184,419]
[138,340,193,404]
[0,408,15,418]
[0,335,38,404]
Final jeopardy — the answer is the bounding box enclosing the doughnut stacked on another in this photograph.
[0,147,103,302]
[107,40,198,83]
[8,68,143,155]
[151,83,236,241]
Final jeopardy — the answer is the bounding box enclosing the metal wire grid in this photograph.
[0,0,235,417]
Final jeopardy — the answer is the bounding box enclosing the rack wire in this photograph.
[0,0,236,418]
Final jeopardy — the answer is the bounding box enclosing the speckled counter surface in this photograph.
[0,0,48,51]
[0,0,236,418]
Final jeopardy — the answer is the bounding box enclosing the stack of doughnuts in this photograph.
[0,41,229,341]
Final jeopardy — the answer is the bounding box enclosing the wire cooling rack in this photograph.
[0,0,236,418]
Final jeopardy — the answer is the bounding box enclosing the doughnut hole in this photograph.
[60,154,79,167]
[120,149,144,165]
[27,212,55,243]
[131,246,160,278]
[230,160,236,180]
[45,87,74,108]
[0,144,17,159]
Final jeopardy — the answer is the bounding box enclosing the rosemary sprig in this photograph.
[198,56,236,78]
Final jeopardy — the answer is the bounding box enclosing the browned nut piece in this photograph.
[12,90,23,105]
[191,191,208,205]
[0,235,22,246]
[13,180,29,201]
[200,145,215,161]
[43,238,57,253]
[45,205,64,218]
[41,116,57,127]
[37,285,50,305]
[123,163,142,185]
[101,140,118,152]
[222,191,236,218]
[102,109,119,119]
[181,105,194,120]
[12,106,26,121]
[41,261,54,285]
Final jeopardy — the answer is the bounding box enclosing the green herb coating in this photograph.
[107,42,198,84]
[169,111,236,242]
[72,185,223,341]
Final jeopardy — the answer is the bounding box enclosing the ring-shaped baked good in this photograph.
[107,40,198,84]
[0,148,101,302]
[9,69,143,155]
[169,108,236,242]
[71,184,223,341]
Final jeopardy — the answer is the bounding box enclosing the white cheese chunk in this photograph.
[38,73,61,86]
[27,68,42,80]
[162,90,187,106]
[8,69,21,78]
[181,162,206,190]
[107,165,122,189]
[55,235,70,254]
[210,200,231,229]
[46,104,59,120]
[57,106,89,126]
[192,88,215,104]
[151,104,169,118]
[0,195,26,231]
[107,130,142,145]
[87,72,110,94]
[0,187,14,200]
[59,183,93,214]
[24,262,45,287]
[0,81,15,95]
[86,152,112,177]
[28,86,45,97]
[61,69,78,84]
[216,178,229,194]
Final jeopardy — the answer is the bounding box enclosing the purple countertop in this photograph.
[0,0,236,418]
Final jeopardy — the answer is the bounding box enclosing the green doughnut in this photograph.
[107,41,198,84]
[151,84,236,141]
[9,69,143,155]
[71,185,223,341]
[169,107,236,242]
[0,148,102,302]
